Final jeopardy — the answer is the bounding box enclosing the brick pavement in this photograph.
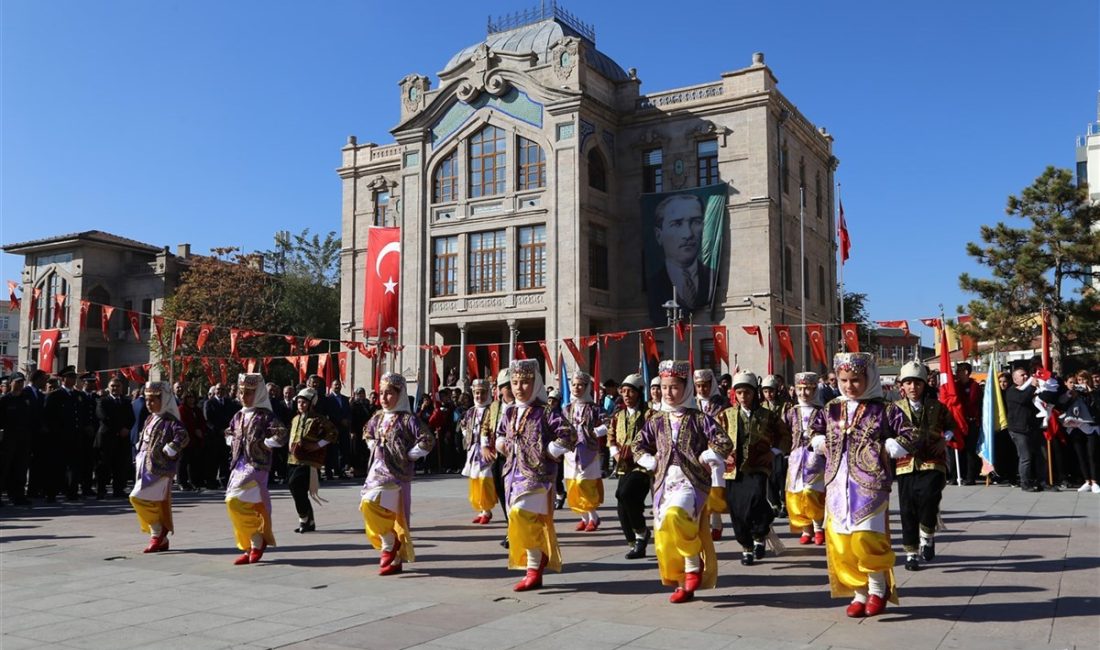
[1,476,1096,650]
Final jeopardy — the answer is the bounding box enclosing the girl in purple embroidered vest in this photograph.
[225,373,288,566]
[692,368,730,540]
[360,372,435,576]
[563,371,607,532]
[809,353,918,618]
[785,372,827,545]
[129,381,189,553]
[632,360,733,604]
[461,379,497,525]
[496,360,577,592]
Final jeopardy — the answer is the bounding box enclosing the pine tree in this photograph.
[959,166,1100,374]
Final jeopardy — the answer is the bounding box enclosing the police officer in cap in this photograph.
[0,372,35,506]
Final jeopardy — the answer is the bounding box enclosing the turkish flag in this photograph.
[840,323,860,352]
[285,335,299,354]
[338,352,348,382]
[246,358,258,373]
[152,316,165,344]
[774,325,795,362]
[262,356,273,375]
[875,320,910,334]
[712,325,729,369]
[126,310,141,341]
[538,341,554,373]
[742,325,763,348]
[7,281,19,311]
[298,355,310,383]
[488,345,501,379]
[957,315,977,360]
[435,344,453,357]
[79,300,90,331]
[180,356,192,380]
[563,338,586,370]
[101,306,115,341]
[674,321,686,342]
[29,287,41,325]
[200,358,217,385]
[38,329,61,373]
[938,325,969,449]
[837,199,851,264]
[641,330,659,362]
[317,354,328,382]
[807,323,828,367]
[230,328,242,359]
[514,342,528,360]
[196,323,214,350]
[580,335,598,349]
[174,320,189,350]
[217,358,229,385]
[920,318,941,328]
[465,345,480,381]
[53,294,67,327]
[363,226,401,337]
[305,337,324,350]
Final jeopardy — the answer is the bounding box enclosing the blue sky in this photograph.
[3,0,1097,346]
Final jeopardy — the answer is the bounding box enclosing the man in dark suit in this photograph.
[203,382,239,488]
[95,376,136,498]
[44,365,86,501]
[646,193,710,324]
[324,379,352,479]
[77,373,100,496]
[0,373,35,506]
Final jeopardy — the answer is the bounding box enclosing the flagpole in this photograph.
[800,185,807,365]
[837,183,846,350]
[940,305,963,487]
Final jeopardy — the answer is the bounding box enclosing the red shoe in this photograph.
[669,587,694,603]
[575,521,587,531]
[472,515,484,524]
[379,561,403,576]
[513,568,543,591]
[585,519,600,532]
[248,541,267,563]
[799,533,813,545]
[143,533,169,553]
[845,600,866,618]
[865,594,887,616]
[381,540,402,568]
[814,530,826,546]
[683,570,701,593]
[481,513,492,524]
[233,552,251,566]
[711,528,723,541]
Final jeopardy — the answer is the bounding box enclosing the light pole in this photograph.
[663,287,683,360]
[384,327,397,374]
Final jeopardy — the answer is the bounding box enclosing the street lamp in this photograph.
[384,327,397,373]
[663,288,683,360]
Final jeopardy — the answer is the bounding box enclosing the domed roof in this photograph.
[442,18,629,82]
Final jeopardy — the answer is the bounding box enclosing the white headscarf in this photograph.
[238,373,273,413]
[143,382,181,420]
[570,371,594,404]
[380,372,412,414]
[471,379,494,408]
[693,369,720,409]
[510,360,544,407]
[658,360,696,413]
[833,353,883,402]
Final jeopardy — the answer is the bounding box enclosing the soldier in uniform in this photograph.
[44,365,87,501]
[893,361,957,571]
[78,372,100,497]
[0,372,34,506]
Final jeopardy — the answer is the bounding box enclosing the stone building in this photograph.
[2,231,192,374]
[338,4,839,388]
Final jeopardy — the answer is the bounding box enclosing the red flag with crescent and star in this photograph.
[7,281,19,311]
[711,325,729,369]
[465,345,480,381]
[538,341,554,373]
[38,329,61,373]
[742,325,763,347]
[174,320,189,351]
[562,338,586,370]
[201,358,217,385]
[53,294,67,327]
[840,323,860,352]
[196,323,214,350]
[641,330,659,362]
[126,310,141,341]
[79,300,90,331]
[363,227,401,338]
[807,323,828,367]
[875,320,910,334]
[29,288,41,325]
[774,325,795,362]
[101,306,115,341]
[488,345,501,379]
[338,352,348,382]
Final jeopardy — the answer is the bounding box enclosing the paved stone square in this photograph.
[2,476,1097,649]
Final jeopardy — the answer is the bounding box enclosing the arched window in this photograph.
[517,136,545,190]
[587,148,607,192]
[433,149,458,203]
[34,270,68,330]
[469,125,506,198]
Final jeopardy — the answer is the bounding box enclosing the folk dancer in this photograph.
[563,371,607,531]
[360,372,435,575]
[461,379,497,525]
[483,369,515,542]
[632,360,733,603]
[287,387,337,534]
[761,374,793,518]
[693,368,730,540]
[129,382,188,553]
[894,362,957,571]
[609,374,653,559]
[496,359,576,592]
[225,374,288,565]
[810,353,917,617]
[784,372,827,545]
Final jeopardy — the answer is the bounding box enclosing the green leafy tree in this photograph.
[959,166,1100,374]
[265,229,341,288]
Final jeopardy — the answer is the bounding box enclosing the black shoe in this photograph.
[500,537,509,549]
[921,541,935,562]
[625,530,650,559]
[741,552,755,566]
[962,480,976,486]
[554,497,565,510]
[1025,484,1042,493]
[905,556,921,571]
[294,520,316,533]
[754,542,766,560]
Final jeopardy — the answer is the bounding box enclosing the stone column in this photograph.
[457,322,468,390]
[507,319,519,363]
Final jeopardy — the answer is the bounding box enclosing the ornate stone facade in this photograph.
[339,10,838,389]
